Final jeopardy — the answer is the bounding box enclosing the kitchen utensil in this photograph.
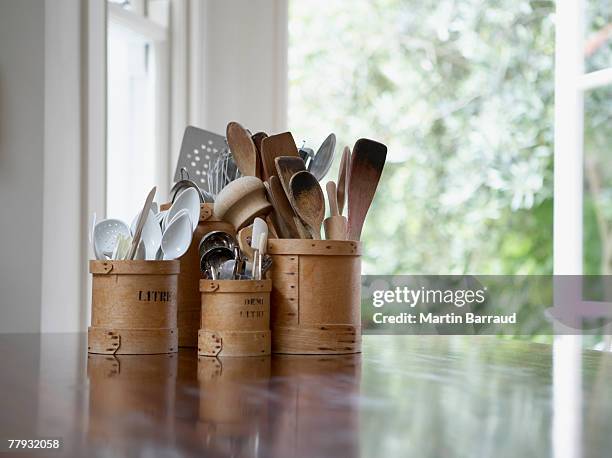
[218,260,237,279]
[265,215,279,238]
[251,218,268,279]
[134,239,146,260]
[174,126,227,193]
[347,138,387,240]
[166,187,200,231]
[237,225,254,262]
[161,211,193,260]
[308,133,336,181]
[263,180,290,238]
[226,121,258,177]
[200,246,235,279]
[256,232,268,280]
[298,146,315,166]
[268,176,303,239]
[198,231,236,259]
[166,208,191,233]
[275,156,306,198]
[128,186,157,260]
[93,218,131,260]
[324,181,347,240]
[337,146,350,215]
[260,132,299,181]
[260,254,273,277]
[130,209,163,260]
[251,131,268,179]
[213,176,272,230]
[151,202,159,214]
[288,171,325,240]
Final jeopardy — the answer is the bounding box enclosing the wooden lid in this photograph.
[199,279,272,293]
[267,239,361,256]
[89,260,180,275]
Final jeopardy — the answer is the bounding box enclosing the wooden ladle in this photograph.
[288,171,325,240]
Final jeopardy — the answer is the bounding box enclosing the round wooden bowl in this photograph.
[213,176,272,230]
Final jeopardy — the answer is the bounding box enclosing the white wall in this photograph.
[0,0,45,333]
[197,0,288,135]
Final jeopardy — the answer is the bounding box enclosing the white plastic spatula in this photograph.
[251,218,268,279]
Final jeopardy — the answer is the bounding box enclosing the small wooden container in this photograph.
[160,202,235,347]
[198,280,272,357]
[88,260,179,355]
[267,239,362,354]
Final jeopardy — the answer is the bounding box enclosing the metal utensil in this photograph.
[198,231,236,259]
[174,126,227,193]
[308,133,336,181]
[200,246,235,279]
[337,146,350,215]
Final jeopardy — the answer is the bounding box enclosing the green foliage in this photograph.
[289,0,555,275]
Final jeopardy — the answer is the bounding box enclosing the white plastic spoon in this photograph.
[161,212,193,260]
[165,187,200,232]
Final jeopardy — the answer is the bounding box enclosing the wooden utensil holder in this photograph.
[267,239,362,354]
[198,280,272,357]
[160,202,235,347]
[88,260,179,355]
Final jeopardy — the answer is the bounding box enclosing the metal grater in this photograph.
[174,126,227,192]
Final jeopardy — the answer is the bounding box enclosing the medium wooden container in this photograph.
[160,202,235,347]
[198,280,272,357]
[267,239,362,354]
[88,260,179,355]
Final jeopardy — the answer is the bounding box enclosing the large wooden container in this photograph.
[198,280,272,357]
[88,260,179,355]
[160,202,235,347]
[267,239,362,354]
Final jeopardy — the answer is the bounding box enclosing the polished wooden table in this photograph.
[0,334,610,457]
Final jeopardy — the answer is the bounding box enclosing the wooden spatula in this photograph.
[324,181,347,240]
[268,176,302,238]
[260,132,299,181]
[337,146,350,215]
[347,138,387,240]
[263,180,290,238]
[288,171,325,240]
[252,131,268,180]
[226,121,257,176]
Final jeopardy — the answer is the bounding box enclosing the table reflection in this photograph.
[2,333,612,457]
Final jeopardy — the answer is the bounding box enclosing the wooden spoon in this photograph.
[337,146,350,215]
[347,138,387,240]
[251,131,268,179]
[324,181,347,240]
[275,156,306,199]
[288,171,325,240]
[260,132,299,181]
[268,176,302,238]
[226,122,257,176]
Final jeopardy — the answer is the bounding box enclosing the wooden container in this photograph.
[160,202,235,347]
[267,239,362,354]
[88,260,179,355]
[198,280,272,357]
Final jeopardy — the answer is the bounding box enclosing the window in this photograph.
[289,0,555,275]
[106,0,169,223]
